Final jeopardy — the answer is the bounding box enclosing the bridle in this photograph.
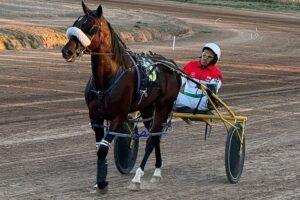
[72,12,103,56]
[70,12,135,58]
[69,12,135,69]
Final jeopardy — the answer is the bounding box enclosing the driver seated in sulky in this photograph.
[175,43,224,111]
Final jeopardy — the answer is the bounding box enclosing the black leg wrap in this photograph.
[140,137,155,170]
[97,143,109,158]
[96,158,108,187]
[98,181,108,190]
[104,132,115,143]
[95,134,115,189]
[93,127,104,142]
[90,119,105,142]
[96,133,115,158]
[155,148,162,168]
[155,137,162,168]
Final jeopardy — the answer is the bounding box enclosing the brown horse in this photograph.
[62,1,181,193]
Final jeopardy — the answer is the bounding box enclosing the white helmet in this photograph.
[203,43,221,60]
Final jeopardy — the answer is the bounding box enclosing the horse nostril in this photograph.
[66,50,74,56]
[62,48,74,58]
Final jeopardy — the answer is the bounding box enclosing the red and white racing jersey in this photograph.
[176,60,224,110]
[182,60,223,96]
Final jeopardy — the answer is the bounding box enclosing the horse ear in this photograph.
[96,5,103,17]
[82,0,91,14]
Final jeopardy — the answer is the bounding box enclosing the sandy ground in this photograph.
[0,0,299,199]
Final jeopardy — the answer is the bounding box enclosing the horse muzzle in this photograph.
[61,46,76,62]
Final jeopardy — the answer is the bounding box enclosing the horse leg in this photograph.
[95,133,114,193]
[140,105,154,130]
[131,136,156,185]
[97,116,131,192]
[131,104,170,186]
[132,135,162,186]
[130,106,154,188]
[150,139,162,183]
[149,103,174,183]
[89,118,110,194]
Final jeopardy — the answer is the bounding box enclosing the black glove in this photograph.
[206,84,219,110]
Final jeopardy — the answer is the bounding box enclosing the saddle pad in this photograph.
[139,56,160,88]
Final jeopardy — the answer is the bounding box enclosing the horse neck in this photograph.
[91,54,117,91]
[91,20,132,91]
[90,46,132,91]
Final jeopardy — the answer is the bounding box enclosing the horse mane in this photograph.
[107,22,129,69]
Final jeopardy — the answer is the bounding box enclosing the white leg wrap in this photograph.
[153,168,162,178]
[131,167,144,184]
[150,168,162,183]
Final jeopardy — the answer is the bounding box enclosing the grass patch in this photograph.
[4,40,14,50]
[0,31,40,49]
[28,34,38,49]
[14,32,27,47]
[0,26,67,50]
[168,0,300,13]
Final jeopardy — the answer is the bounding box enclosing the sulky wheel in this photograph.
[114,117,139,174]
[225,123,245,183]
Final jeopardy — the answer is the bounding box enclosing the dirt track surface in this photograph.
[0,0,300,199]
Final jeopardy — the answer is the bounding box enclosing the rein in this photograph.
[84,51,115,55]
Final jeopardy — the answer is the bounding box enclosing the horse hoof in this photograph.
[91,184,108,194]
[150,175,162,183]
[128,182,141,191]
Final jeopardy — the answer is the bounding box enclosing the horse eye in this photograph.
[90,26,99,35]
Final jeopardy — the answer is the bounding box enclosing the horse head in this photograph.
[62,1,106,62]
